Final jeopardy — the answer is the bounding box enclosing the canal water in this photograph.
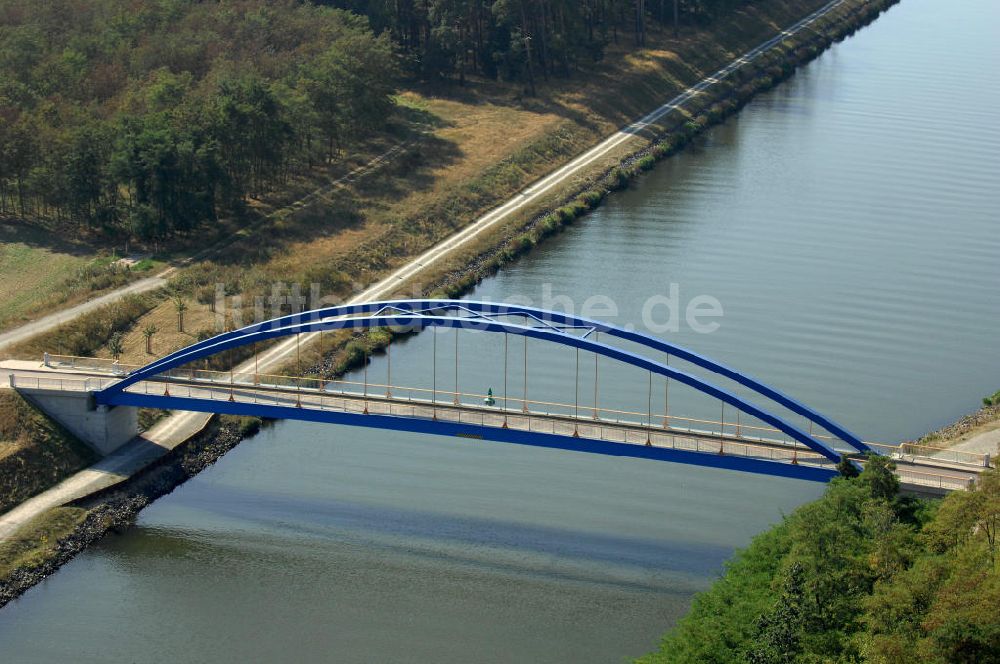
[2,0,999,661]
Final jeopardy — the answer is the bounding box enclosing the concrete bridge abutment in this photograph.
[16,387,138,455]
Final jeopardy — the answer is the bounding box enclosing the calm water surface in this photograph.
[2,0,999,661]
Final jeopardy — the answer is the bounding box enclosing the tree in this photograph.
[112,116,220,240]
[62,125,115,229]
[300,33,397,161]
[213,73,290,196]
[142,323,158,354]
[635,0,646,47]
[173,295,188,333]
[860,454,900,502]
[837,454,861,478]
[746,562,805,664]
[429,0,476,84]
[1,2,400,239]
[108,331,124,361]
[493,0,537,94]
[966,469,1000,568]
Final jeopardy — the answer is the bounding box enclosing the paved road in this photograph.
[0,271,174,352]
[951,427,1000,457]
[0,0,857,539]
[0,364,209,539]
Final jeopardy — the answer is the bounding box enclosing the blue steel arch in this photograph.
[96,300,867,464]
[107,299,869,454]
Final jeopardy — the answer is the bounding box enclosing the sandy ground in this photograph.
[947,419,1000,458]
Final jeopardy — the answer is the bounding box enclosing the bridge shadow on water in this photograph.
[124,481,734,589]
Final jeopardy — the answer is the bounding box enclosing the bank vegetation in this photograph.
[640,460,1000,663]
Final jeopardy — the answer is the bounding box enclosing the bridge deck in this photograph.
[5,362,983,492]
[148,376,833,463]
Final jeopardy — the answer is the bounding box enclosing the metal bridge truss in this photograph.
[95,300,872,481]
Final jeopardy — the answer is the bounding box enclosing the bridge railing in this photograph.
[125,375,832,467]
[9,373,115,392]
[121,376,981,490]
[37,354,993,471]
[135,366,995,468]
[34,354,883,458]
[42,353,856,453]
[893,466,977,492]
[866,441,989,469]
[139,366,848,454]
[45,354,139,375]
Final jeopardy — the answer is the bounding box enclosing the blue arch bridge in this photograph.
[10,300,989,490]
[76,298,889,483]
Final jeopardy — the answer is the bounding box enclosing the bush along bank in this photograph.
[637,461,1000,663]
[0,415,262,609]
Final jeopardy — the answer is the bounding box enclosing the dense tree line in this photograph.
[0,0,754,240]
[0,0,396,239]
[640,459,1000,663]
[322,0,750,86]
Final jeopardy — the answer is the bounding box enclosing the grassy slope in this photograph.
[0,507,88,579]
[0,224,162,334]
[0,391,97,515]
[0,226,97,331]
[1,292,160,361]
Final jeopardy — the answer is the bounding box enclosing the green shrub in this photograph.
[367,328,392,348]
[983,390,1000,407]
[342,340,367,369]
[643,455,1000,664]
[682,120,700,136]
[580,189,605,208]
[609,167,630,190]
[538,215,560,236]
[755,75,775,91]
[556,201,586,222]
[219,414,263,437]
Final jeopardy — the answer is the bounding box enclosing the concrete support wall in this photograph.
[17,388,138,455]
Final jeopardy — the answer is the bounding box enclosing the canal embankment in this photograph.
[0,415,258,608]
